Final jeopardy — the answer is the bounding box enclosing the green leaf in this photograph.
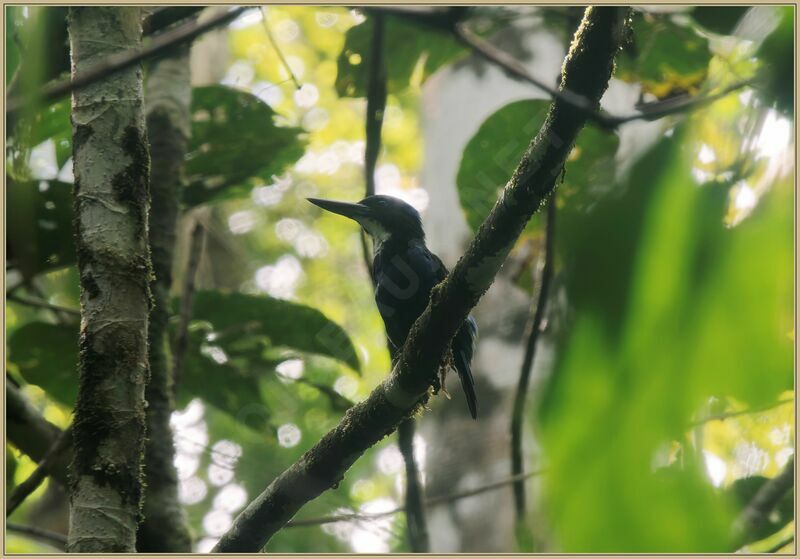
[336,17,466,97]
[8,322,78,407]
[618,12,711,99]
[189,290,361,373]
[7,180,75,281]
[183,85,305,207]
[178,328,270,432]
[6,6,21,85]
[456,99,620,232]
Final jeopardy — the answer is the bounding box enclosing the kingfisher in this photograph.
[308,195,478,419]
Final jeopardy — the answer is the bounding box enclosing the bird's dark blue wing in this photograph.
[452,315,478,419]
[373,241,445,351]
[374,241,478,418]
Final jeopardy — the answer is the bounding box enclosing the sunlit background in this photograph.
[6,5,795,553]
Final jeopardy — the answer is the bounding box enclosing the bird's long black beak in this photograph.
[307,198,370,221]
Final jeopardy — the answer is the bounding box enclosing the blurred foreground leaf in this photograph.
[538,124,792,551]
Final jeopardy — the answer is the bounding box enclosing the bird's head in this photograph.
[307,195,424,243]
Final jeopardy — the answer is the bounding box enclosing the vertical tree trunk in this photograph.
[67,7,151,553]
[137,45,194,552]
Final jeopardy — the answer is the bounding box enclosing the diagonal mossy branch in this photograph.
[212,7,629,552]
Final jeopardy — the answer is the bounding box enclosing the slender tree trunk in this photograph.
[67,7,151,552]
[137,44,193,552]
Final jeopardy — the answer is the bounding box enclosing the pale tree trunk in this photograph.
[137,45,194,552]
[67,7,151,553]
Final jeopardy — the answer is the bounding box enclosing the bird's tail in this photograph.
[452,316,478,419]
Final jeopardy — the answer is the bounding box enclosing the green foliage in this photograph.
[183,85,305,207]
[538,126,793,551]
[8,322,79,407]
[6,6,21,85]
[7,180,74,280]
[618,12,711,98]
[336,16,465,97]
[8,290,358,434]
[456,99,619,232]
[189,290,361,373]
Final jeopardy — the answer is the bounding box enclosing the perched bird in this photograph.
[308,195,479,419]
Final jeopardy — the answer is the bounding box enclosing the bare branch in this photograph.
[732,457,795,548]
[6,383,71,486]
[7,425,73,516]
[287,468,546,528]
[212,8,628,552]
[6,293,80,317]
[363,6,754,130]
[510,197,555,519]
[261,7,301,90]
[689,398,793,427]
[142,6,205,35]
[6,6,246,115]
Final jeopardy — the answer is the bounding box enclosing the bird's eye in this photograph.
[377,199,388,206]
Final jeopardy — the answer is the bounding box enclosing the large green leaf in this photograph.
[618,12,712,99]
[7,179,75,280]
[189,290,361,373]
[336,17,466,97]
[456,99,620,232]
[183,85,305,207]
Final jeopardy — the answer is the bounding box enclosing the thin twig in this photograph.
[510,197,555,520]
[453,23,600,121]
[689,398,793,427]
[6,293,80,316]
[261,7,301,90]
[766,535,794,554]
[7,425,73,516]
[6,6,246,115]
[364,13,387,199]
[142,6,205,35]
[6,523,67,550]
[286,468,546,528]
[397,418,429,552]
[608,78,757,126]
[366,6,752,130]
[733,457,795,548]
[453,22,754,130]
[172,221,205,398]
